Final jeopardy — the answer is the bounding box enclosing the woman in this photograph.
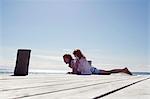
[73,49,132,75]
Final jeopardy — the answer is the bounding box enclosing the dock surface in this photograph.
[0,74,150,99]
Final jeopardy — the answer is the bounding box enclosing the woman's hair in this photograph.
[73,49,85,59]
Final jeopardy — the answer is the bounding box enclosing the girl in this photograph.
[73,49,132,75]
[63,54,80,74]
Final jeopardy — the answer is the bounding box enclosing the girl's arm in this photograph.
[72,60,81,74]
[67,60,80,74]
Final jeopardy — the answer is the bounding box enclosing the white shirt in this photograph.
[77,58,92,75]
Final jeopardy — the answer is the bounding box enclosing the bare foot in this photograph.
[123,68,132,75]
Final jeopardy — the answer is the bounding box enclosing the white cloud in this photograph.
[32,54,62,62]
[1,47,149,72]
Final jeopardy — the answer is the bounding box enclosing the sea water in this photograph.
[0,66,150,75]
[0,67,68,75]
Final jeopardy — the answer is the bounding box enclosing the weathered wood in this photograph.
[14,49,31,76]
[1,74,149,99]
[104,77,150,99]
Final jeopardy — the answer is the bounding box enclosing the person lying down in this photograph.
[63,49,132,75]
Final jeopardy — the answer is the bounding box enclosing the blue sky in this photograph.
[0,0,149,71]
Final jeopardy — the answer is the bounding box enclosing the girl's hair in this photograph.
[63,54,73,61]
[73,49,85,59]
[63,54,73,67]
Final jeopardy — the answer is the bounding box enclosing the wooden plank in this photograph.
[0,74,144,99]
[103,77,150,99]
[20,76,146,99]
[0,74,131,90]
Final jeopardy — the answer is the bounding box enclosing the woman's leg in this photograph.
[99,70,111,75]
[98,67,132,75]
[123,67,132,75]
[110,69,124,73]
[109,67,132,75]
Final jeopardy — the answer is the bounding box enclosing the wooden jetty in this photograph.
[0,74,150,99]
